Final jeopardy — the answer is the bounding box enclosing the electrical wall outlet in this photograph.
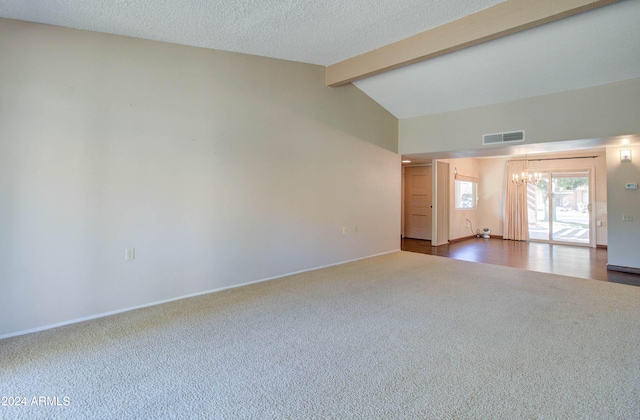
[354,225,358,233]
[125,248,135,261]
[342,227,348,234]
[622,214,633,221]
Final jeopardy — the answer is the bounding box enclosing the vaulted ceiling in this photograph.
[1,0,639,134]
[354,0,640,119]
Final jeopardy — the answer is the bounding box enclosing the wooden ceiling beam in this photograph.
[326,0,619,87]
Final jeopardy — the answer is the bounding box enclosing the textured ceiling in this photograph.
[0,0,639,122]
[0,0,503,65]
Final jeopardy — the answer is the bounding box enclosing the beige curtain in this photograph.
[504,160,529,241]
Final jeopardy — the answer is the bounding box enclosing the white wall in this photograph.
[606,145,640,269]
[399,78,640,155]
[0,19,400,337]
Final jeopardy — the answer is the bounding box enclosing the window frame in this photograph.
[454,179,477,210]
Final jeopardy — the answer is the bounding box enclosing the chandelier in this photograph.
[511,161,541,186]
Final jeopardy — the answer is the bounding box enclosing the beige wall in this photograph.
[0,19,400,337]
[399,78,640,155]
[478,157,510,238]
[606,145,640,269]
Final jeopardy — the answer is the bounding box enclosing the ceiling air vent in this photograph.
[483,130,524,145]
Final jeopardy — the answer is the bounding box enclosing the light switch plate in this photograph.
[625,183,638,190]
[125,248,135,260]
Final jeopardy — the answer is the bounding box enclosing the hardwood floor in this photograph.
[402,237,640,287]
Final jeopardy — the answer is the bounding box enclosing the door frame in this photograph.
[432,160,450,246]
[402,164,433,240]
[528,167,596,248]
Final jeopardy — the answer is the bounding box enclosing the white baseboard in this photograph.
[0,249,400,340]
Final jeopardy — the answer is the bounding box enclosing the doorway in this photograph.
[527,170,594,246]
[403,166,432,240]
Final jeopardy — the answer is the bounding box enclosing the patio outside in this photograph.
[527,175,590,245]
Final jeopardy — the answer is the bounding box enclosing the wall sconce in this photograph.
[620,149,632,162]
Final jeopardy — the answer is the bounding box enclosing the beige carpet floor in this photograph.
[1,251,639,419]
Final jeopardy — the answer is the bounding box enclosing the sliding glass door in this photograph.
[528,171,592,246]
